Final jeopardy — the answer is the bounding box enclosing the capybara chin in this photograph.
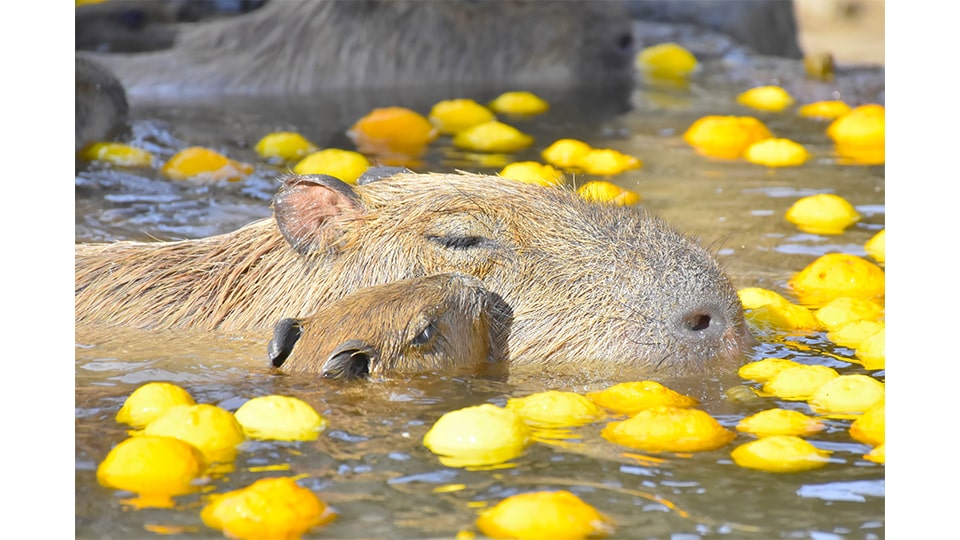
[75,170,753,377]
[81,0,636,97]
[268,273,506,380]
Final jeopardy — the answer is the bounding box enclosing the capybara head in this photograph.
[83,0,636,96]
[272,171,752,377]
[268,273,506,379]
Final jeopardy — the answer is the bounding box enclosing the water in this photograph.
[75,69,884,538]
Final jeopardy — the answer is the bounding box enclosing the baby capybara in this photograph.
[269,273,505,379]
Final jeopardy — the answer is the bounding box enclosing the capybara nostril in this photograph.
[686,312,713,333]
[268,318,303,368]
[322,342,373,379]
[675,304,731,342]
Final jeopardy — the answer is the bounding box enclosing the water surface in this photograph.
[76,71,884,539]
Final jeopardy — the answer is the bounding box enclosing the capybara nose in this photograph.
[268,318,303,368]
[675,303,729,341]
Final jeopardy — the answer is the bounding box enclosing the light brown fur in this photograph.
[76,171,752,377]
[271,273,503,378]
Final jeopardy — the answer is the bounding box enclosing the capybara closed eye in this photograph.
[76,170,752,377]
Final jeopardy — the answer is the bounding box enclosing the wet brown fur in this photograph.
[276,273,502,377]
[76,171,752,377]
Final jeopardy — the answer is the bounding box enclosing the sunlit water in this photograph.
[76,63,884,539]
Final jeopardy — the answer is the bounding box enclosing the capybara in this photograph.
[269,273,506,379]
[626,0,802,58]
[76,170,752,377]
[80,0,637,97]
[75,0,265,53]
[75,57,128,151]
[75,0,182,53]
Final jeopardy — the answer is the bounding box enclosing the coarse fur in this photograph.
[76,171,752,377]
[81,0,636,98]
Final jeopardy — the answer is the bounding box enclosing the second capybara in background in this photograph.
[75,56,128,151]
[269,273,507,379]
[76,170,752,378]
[80,0,637,97]
[626,0,802,58]
[75,0,265,53]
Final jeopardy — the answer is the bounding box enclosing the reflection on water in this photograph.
[76,331,883,539]
[76,76,883,539]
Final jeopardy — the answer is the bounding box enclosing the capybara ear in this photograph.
[273,174,366,254]
[268,317,303,368]
[356,166,411,185]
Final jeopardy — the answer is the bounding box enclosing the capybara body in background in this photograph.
[82,0,636,98]
[268,273,505,379]
[76,171,751,377]
[626,0,802,58]
[75,0,264,53]
[75,57,128,151]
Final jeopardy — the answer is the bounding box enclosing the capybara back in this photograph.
[82,0,636,97]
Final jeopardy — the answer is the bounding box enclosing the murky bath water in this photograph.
[76,68,884,539]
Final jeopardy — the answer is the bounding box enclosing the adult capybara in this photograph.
[81,0,636,97]
[75,0,186,53]
[269,273,505,379]
[626,0,802,58]
[75,57,128,151]
[75,0,264,53]
[76,171,752,377]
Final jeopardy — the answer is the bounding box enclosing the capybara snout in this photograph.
[268,273,503,379]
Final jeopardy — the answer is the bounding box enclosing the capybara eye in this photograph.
[411,320,438,346]
[427,235,491,250]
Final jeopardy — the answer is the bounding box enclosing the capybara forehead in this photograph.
[356,172,555,207]
[355,171,652,233]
